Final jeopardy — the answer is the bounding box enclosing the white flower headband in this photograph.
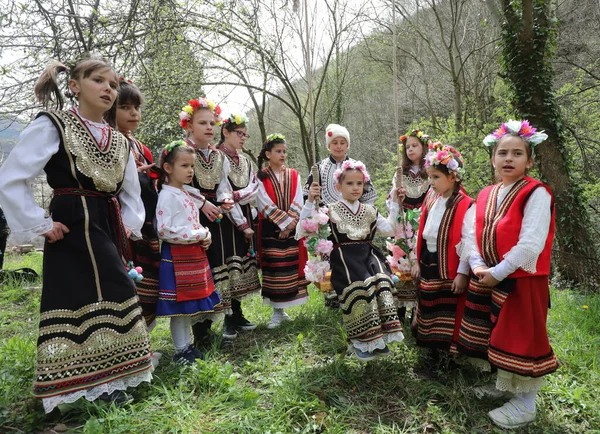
[333,160,371,183]
[483,119,548,148]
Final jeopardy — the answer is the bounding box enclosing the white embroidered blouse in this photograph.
[156,185,211,244]
[0,114,143,244]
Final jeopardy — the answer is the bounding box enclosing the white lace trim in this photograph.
[42,369,153,413]
[9,219,54,245]
[496,369,544,394]
[262,295,308,309]
[350,331,405,352]
[503,246,539,274]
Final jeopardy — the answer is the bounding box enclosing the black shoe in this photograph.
[235,314,257,331]
[195,329,220,349]
[324,297,340,309]
[173,345,203,365]
[97,390,133,406]
[222,315,239,339]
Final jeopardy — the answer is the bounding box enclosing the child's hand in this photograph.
[285,220,297,232]
[473,266,488,277]
[137,162,155,173]
[307,182,321,203]
[43,222,70,243]
[221,198,234,211]
[243,227,254,241]
[202,201,222,221]
[200,237,212,249]
[477,269,500,287]
[451,273,468,294]
[411,262,420,281]
[394,186,406,204]
[278,229,291,240]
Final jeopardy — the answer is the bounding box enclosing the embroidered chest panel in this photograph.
[329,202,377,240]
[319,159,342,204]
[402,173,429,199]
[52,110,129,192]
[194,150,224,190]
[225,152,250,188]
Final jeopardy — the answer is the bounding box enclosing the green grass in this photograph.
[1,252,599,433]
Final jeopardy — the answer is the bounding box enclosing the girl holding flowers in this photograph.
[299,161,404,362]
[387,129,432,317]
[457,120,558,429]
[256,134,308,328]
[412,142,473,357]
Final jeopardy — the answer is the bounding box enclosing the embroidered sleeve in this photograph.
[0,116,58,244]
[234,169,260,205]
[119,151,144,239]
[501,187,552,274]
[360,179,377,205]
[376,202,399,236]
[228,203,250,230]
[183,185,206,209]
[216,158,234,203]
[288,173,304,219]
[256,181,292,230]
[465,206,487,271]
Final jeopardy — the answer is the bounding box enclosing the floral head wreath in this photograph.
[333,160,371,183]
[119,77,133,84]
[399,129,431,147]
[223,113,249,126]
[425,142,465,180]
[266,133,286,143]
[483,120,548,148]
[179,97,222,129]
[163,139,186,156]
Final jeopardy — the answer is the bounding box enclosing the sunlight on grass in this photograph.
[0,252,598,433]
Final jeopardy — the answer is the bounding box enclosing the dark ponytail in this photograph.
[446,181,462,210]
[257,134,286,181]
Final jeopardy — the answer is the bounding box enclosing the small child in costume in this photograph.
[299,161,404,362]
[412,143,473,356]
[107,79,161,328]
[155,141,223,364]
[456,120,558,429]
[256,134,308,328]
[302,124,377,308]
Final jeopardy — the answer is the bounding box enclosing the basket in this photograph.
[313,271,333,292]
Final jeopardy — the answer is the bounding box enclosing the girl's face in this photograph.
[69,66,119,116]
[328,137,348,161]
[116,101,141,132]
[223,126,249,150]
[427,166,456,198]
[335,169,365,202]
[265,143,287,167]
[493,135,533,185]
[405,136,425,165]
[187,109,217,147]
[164,151,195,189]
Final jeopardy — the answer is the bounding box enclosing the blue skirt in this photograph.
[156,242,223,318]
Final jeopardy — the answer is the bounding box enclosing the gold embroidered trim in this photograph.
[329,202,377,240]
[39,307,143,337]
[194,149,224,189]
[225,152,250,188]
[403,173,429,199]
[50,111,129,192]
[40,297,140,321]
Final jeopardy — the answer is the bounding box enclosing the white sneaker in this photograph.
[473,383,514,399]
[150,351,162,369]
[267,310,291,329]
[488,397,536,429]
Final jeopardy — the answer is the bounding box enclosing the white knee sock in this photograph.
[517,391,537,412]
[170,316,192,352]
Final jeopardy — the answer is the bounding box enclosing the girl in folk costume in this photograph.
[256,134,308,328]
[177,98,244,343]
[302,124,377,308]
[299,161,404,362]
[387,130,432,316]
[457,120,558,429]
[155,142,223,364]
[411,143,473,354]
[0,57,153,412]
[106,79,161,328]
[216,113,262,337]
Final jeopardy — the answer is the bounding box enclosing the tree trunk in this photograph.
[500,0,599,284]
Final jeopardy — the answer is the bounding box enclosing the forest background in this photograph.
[1,0,600,284]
